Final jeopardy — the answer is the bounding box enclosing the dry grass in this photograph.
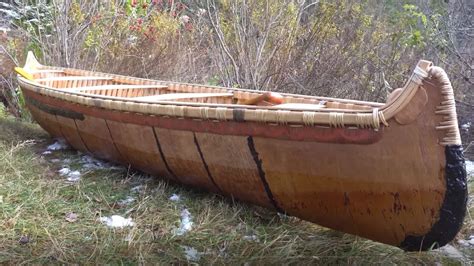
[0,115,472,264]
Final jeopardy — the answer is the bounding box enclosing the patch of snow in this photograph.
[174,209,193,236]
[461,122,471,131]
[118,196,135,206]
[80,155,123,170]
[81,155,105,169]
[82,163,98,170]
[50,159,61,163]
[46,139,69,151]
[181,245,201,262]
[468,235,474,246]
[66,171,81,182]
[131,185,144,193]
[169,194,181,202]
[243,235,259,242]
[99,215,135,228]
[58,167,81,182]
[457,239,469,247]
[58,167,71,175]
[438,244,465,260]
[42,150,52,155]
[466,161,473,175]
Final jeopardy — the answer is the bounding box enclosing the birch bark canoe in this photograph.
[16,52,468,251]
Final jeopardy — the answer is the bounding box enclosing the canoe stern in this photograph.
[400,145,468,251]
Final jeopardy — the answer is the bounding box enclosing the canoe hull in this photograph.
[18,64,467,251]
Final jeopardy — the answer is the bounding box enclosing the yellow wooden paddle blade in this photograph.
[14,67,35,81]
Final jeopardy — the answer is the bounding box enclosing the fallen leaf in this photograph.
[19,235,29,245]
[65,212,78,223]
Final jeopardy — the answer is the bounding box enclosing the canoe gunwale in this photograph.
[18,78,389,128]
[21,88,385,144]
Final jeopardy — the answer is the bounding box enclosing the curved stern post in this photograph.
[399,62,468,251]
[23,51,43,72]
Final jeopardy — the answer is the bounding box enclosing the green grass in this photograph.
[0,116,472,264]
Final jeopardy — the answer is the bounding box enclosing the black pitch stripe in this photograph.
[151,127,179,181]
[247,136,284,213]
[104,119,129,163]
[72,119,93,154]
[193,133,223,192]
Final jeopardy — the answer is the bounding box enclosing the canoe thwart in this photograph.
[238,92,284,105]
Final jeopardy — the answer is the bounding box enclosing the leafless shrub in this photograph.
[0,0,472,119]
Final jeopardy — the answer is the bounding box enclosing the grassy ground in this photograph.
[0,115,472,264]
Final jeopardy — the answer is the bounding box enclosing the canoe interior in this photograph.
[31,69,379,110]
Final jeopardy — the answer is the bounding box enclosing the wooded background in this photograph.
[0,0,472,155]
